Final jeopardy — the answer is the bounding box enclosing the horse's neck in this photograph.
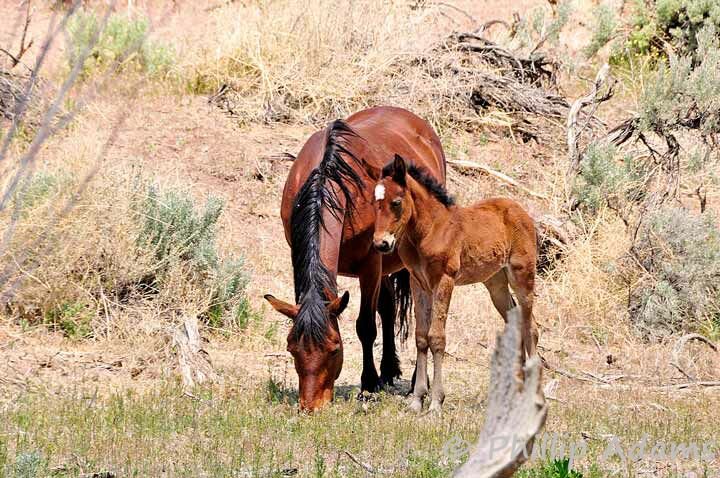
[406,179,451,244]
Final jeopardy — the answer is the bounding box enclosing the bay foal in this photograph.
[372,154,538,412]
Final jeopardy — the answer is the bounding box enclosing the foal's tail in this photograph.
[388,269,413,342]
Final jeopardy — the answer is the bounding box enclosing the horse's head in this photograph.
[263,290,349,411]
[373,154,413,254]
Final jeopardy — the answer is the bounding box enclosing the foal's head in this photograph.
[264,291,350,411]
[372,154,414,254]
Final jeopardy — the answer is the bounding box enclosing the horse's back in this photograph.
[346,106,446,177]
[281,107,447,242]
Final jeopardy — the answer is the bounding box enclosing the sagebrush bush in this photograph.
[598,0,720,61]
[2,168,252,337]
[135,184,253,330]
[573,144,644,214]
[584,4,618,58]
[66,10,174,77]
[638,25,720,136]
[627,208,720,338]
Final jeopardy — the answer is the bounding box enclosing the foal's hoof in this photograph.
[409,398,423,413]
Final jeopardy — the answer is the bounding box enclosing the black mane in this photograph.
[382,158,455,207]
[290,120,363,343]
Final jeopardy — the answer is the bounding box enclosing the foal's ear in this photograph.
[392,154,407,186]
[327,291,350,317]
[264,294,299,320]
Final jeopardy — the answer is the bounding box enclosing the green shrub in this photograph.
[628,208,720,338]
[605,0,720,61]
[66,10,174,77]
[585,4,618,57]
[517,459,585,478]
[12,451,43,478]
[3,171,253,336]
[45,301,93,339]
[135,184,252,330]
[573,144,644,214]
[636,24,720,136]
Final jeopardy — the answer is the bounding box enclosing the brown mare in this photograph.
[264,107,447,411]
[372,154,538,413]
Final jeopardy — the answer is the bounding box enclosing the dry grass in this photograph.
[1,1,719,477]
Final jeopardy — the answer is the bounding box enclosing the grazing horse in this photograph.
[264,107,447,411]
[372,154,538,413]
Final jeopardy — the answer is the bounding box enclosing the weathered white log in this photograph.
[453,307,548,478]
[447,159,548,200]
[172,316,218,388]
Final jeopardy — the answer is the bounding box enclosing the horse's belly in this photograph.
[454,264,500,286]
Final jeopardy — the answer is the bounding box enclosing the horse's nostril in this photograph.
[375,240,389,251]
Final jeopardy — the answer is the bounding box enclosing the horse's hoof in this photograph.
[428,400,443,414]
[409,398,423,413]
[361,372,382,393]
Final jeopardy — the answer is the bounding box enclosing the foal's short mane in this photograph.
[382,158,455,207]
[290,120,363,343]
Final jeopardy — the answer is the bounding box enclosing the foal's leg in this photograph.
[378,277,401,385]
[410,278,431,413]
[507,258,539,358]
[357,258,382,392]
[428,274,454,413]
[484,269,514,322]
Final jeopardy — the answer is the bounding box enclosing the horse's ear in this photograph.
[328,291,350,317]
[264,294,299,320]
[392,154,407,186]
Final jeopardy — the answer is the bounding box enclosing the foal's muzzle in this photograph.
[373,234,396,254]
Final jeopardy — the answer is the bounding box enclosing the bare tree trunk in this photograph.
[172,316,219,389]
[453,306,547,478]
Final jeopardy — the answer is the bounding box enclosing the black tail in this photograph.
[388,269,413,342]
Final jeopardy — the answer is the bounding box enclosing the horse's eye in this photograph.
[391,198,402,208]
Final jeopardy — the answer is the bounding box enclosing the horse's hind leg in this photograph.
[507,258,539,358]
[378,277,401,385]
[484,269,514,322]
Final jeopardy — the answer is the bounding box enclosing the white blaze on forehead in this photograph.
[374,184,386,201]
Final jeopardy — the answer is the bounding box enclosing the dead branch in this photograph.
[1,1,34,69]
[447,158,547,199]
[670,333,718,381]
[172,316,219,389]
[566,63,614,178]
[453,307,547,478]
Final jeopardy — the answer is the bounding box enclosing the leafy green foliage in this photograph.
[45,301,93,339]
[628,208,720,338]
[66,10,174,77]
[517,458,584,478]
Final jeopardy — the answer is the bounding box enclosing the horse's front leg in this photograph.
[357,257,382,392]
[409,276,432,413]
[428,274,454,413]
